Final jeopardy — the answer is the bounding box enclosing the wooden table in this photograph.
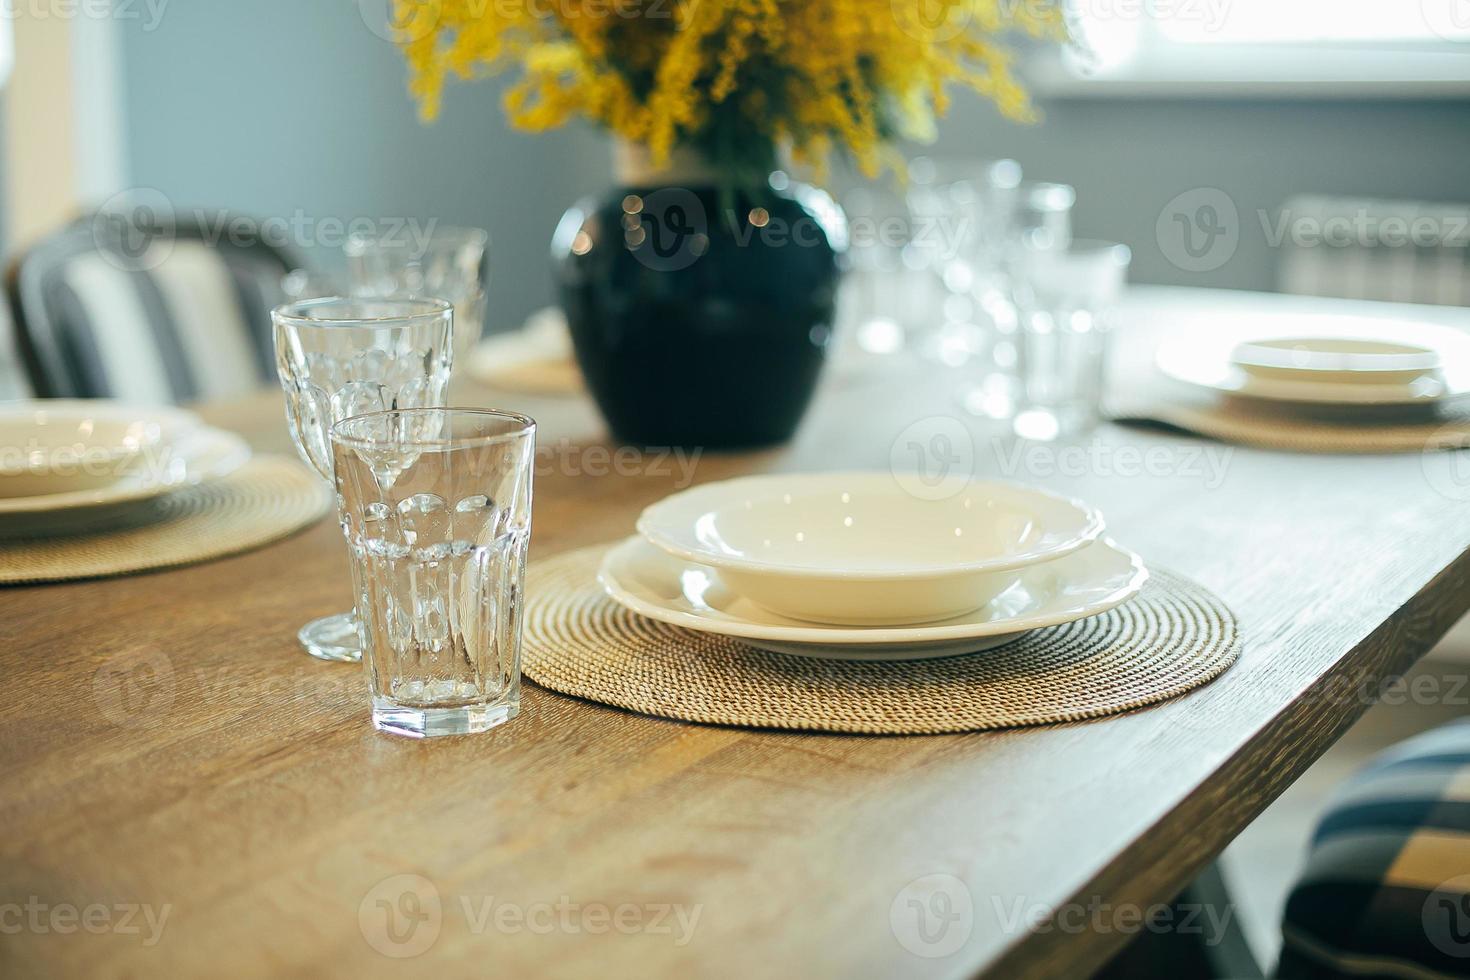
[7,287,1470,978]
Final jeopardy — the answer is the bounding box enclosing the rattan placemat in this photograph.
[521,544,1241,735]
[0,455,332,584]
[1110,388,1470,454]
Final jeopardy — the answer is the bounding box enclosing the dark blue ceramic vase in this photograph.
[552,172,846,449]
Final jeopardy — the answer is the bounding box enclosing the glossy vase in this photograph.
[552,146,846,450]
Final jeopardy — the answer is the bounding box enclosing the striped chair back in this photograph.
[6,212,296,402]
[1278,195,1470,307]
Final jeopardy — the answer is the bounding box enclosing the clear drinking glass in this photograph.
[345,226,489,366]
[331,408,535,738]
[272,297,454,662]
[906,157,1024,368]
[1010,240,1132,441]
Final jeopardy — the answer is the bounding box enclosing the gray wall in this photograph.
[116,4,1470,323]
[923,96,1470,293]
[118,0,607,330]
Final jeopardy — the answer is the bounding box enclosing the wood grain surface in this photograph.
[5,287,1470,979]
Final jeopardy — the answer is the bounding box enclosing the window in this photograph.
[1030,0,1470,96]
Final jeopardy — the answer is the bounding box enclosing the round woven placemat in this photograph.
[1110,391,1470,454]
[0,455,332,585]
[521,544,1241,735]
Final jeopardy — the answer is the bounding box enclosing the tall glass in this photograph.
[1010,240,1132,441]
[906,156,1023,368]
[331,409,535,738]
[345,226,489,366]
[272,297,454,662]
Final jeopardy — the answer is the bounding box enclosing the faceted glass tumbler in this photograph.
[344,225,489,364]
[331,408,536,738]
[272,297,454,663]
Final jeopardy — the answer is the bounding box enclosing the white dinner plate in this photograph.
[0,424,252,536]
[636,472,1103,626]
[1156,314,1470,407]
[598,535,1147,661]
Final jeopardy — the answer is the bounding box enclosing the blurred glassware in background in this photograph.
[905,156,1023,368]
[836,157,1022,368]
[966,180,1077,422]
[1004,239,1131,442]
[345,225,489,366]
[281,267,343,303]
[835,182,917,359]
[1011,182,1076,255]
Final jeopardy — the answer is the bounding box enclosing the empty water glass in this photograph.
[345,225,489,364]
[273,297,454,662]
[1010,240,1131,440]
[331,408,535,738]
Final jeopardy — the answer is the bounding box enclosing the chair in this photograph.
[1279,718,1470,977]
[1277,196,1470,307]
[5,210,298,402]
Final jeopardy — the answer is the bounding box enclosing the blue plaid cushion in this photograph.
[1280,719,1470,978]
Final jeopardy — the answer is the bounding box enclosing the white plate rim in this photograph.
[0,425,251,515]
[598,535,1148,645]
[1155,327,1470,406]
[635,472,1105,581]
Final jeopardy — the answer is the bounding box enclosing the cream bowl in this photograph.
[636,472,1104,625]
[0,401,188,498]
[1231,337,1441,385]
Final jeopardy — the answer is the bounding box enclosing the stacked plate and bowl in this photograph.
[0,400,250,538]
[599,473,1147,661]
[1155,313,1470,416]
